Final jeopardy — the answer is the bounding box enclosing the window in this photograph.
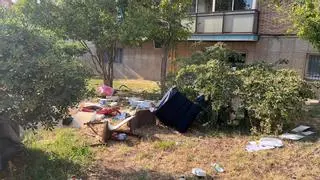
[197,0,213,13]
[215,0,253,12]
[306,55,320,80]
[189,0,197,13]
[114,48,123,63]
[234,0,253,10]
[154,40,162,48]
[215,0,233,11]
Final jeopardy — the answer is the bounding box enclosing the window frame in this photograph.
[305,53,320,81]
[191,0,256,14]
[215,0,254,12]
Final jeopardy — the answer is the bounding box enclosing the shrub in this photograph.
[237,64,314,134]
[176,60,241,127]
[171,43,314,134]
[0,9,90,129]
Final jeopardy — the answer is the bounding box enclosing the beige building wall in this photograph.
[81,41,163,81]
[175,37,319,77]
[114,42,162,81]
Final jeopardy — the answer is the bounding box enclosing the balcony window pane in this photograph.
[234,0,253,10]
[197,0,213,13]
[215,0,233,11]
[189,0,197,13]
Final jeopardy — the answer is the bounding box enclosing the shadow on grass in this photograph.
[0,148,87,180]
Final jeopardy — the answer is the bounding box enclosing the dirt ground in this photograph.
[81,124,320,180]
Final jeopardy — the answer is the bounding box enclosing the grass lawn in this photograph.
[87,78,160,93]
[1,129,93,180]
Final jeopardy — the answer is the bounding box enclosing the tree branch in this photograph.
[79,40,103,75]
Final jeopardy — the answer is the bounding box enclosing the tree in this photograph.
[273,0,320,50]
[148,0,193,94]
[17,0,150,87]
[0,7,90,129]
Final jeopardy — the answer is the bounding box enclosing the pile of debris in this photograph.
[66,86,202,144]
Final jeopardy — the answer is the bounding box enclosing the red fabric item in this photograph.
[81,107,120,116]
[97,107,121,116]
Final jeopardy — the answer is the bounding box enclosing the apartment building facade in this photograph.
[114,0,320,81]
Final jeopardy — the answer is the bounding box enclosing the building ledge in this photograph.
[188,34,259,42]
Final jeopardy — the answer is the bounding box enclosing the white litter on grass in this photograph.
[291,125,310,133]
[260,138,284,147]
[192,168,206,177]
[301,131,316,136]
[246,138,283,152]
[279,133,305,141]
[128,98,155,110]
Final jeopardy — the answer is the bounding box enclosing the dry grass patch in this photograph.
[83,126,319,179]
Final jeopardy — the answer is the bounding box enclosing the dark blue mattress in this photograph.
[152,87,201,133]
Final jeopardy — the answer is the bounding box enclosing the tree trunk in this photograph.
[160,45,170,95]
[96,47,114,87]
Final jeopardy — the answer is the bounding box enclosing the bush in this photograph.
[171,43,314,134]
[237,64,314,134]
[0,9,90,129]
[176,60,241,126]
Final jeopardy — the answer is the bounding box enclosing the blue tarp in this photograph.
[152,87,201,133]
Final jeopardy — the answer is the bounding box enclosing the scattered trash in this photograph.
[96,107,120,116]
[177,176,186,180]
[128,98,155,110]
[211,163,224,173]
[98,85,114,96]
[291,125,310,133]
[81,104,102,112]
[113,112,127,121]
[69,175,82,180]
[246,137,283,152]
[259,138,283,147]
[192,168,206,177]
[301,131,316,136]
[99,98,108,106]
[99,96,119,106]
[109,102,118,107]
[279,125,316,141]
[62,116,73,126]
[115,133,127,141]
[279,133,305,141]
[128,97,142,106]
[153,87,201,133]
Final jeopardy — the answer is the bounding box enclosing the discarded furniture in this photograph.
[152,87,201,133]
[84,110,155,143]
[128,110,156,132]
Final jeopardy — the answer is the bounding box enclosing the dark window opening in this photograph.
[306,55,320,80]
[215,0,233,11]
[189,0,197,13]
[115,48,123,63]
[154,40,163,48]
[215,0,253,12]
[234,0,253,10]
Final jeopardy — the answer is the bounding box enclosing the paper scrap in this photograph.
[291,125,310,133]
[301,131,316,136]
[279,133,305,140]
